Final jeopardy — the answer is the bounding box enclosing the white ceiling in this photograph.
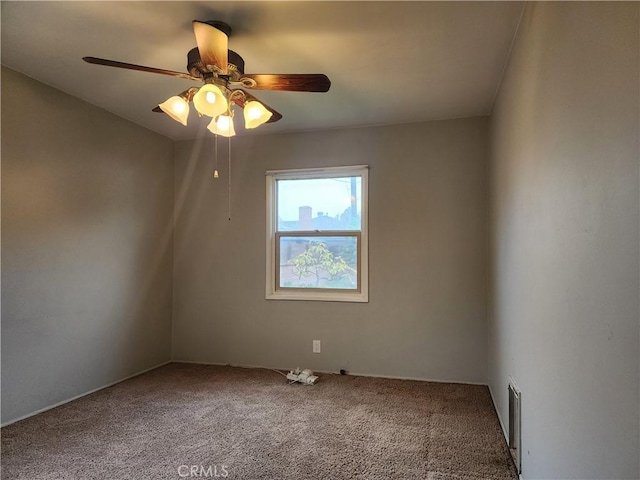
[1,1,523,140]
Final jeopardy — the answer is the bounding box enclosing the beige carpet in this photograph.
[1,363,517,479]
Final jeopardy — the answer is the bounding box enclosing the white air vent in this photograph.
[508,381,522,474]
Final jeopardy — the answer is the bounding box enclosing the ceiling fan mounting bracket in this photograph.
[233,77,257,89]
[202,20,232,37]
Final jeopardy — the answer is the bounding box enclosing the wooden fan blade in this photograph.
[152,106,163,113]
[83,57,199,81]
[233,90,283,123]
[240,74,330,92]
[192,21,228,74]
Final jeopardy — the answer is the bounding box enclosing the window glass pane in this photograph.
[279,236,358,290]
[277,177,362,231]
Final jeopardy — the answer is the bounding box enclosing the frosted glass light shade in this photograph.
[207,114,236,137]
[193,84,228,117]
[158,96,189,126]
[243,101,272,129]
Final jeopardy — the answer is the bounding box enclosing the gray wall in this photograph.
[1,67,175,424]
[173,117,489,383]
[488,3,639,479]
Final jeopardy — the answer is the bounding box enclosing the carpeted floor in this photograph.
[1,363,518,479]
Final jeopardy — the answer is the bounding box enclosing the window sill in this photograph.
[266,290,368,303]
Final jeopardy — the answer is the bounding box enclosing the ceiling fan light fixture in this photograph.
[84,20,331,138]
[207,114,236,137]
[193,84,228,117]
[243,101,272,129]
[158,95,190,126]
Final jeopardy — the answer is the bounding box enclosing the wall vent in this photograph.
[508,381,522,474]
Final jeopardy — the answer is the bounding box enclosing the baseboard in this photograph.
[1,360,172,427]
[346,370,488,386]
[172,359,293,374]
[488,383,509,442]
[172,360,488,386]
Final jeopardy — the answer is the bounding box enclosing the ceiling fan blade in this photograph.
[152,106,163,113]
[240,74,330,92]
[83,57,199,81]
[193,21,228,74]
[233,90,283,123]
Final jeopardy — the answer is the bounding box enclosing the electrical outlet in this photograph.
[313,340,321,353]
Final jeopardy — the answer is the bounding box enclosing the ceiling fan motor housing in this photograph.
[187,48,245,78]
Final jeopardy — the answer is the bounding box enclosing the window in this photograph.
[266,165,368,302]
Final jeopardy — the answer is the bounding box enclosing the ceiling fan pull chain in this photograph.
[213,134,219,178]
[228,135,232,221]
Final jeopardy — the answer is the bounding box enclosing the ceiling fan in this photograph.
[83,20,331,136]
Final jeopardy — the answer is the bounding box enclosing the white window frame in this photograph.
[266,165,369,302]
